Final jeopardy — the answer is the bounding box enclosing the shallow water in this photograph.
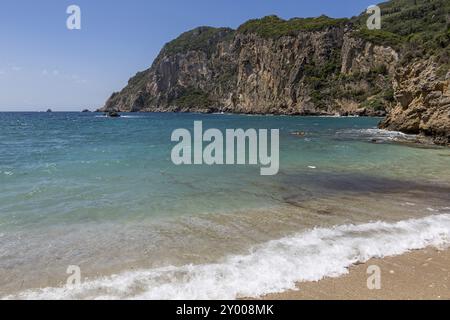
[0,112,449,298]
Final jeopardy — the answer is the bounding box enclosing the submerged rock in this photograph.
[291,131,307,137]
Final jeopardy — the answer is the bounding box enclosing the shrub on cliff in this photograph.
[354,0,450,61]
[237,15,349,39]
[173,88,212,109]
[163,27,234,56]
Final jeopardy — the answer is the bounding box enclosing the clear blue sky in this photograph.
[0,0,377,111]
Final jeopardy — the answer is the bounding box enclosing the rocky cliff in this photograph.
[102,0,449,144]
[380,61,450,145]
[103,21,396,116]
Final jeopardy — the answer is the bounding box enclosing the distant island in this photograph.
[100,0,449,145]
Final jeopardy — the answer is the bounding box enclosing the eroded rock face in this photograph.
[101,26,397,116]
[340,33,399,75]
[228,29,345,114]
[379,60,450,145]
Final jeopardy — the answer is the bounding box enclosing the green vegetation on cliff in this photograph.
[237,15,349,38]
[173,88,212,109]
[163,27,234,56]
[354,0,450,68]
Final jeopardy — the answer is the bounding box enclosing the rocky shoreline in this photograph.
[101,0,449,146]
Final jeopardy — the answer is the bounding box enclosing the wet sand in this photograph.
[261,248,450,300]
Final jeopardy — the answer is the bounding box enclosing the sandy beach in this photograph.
[261,247,450,300]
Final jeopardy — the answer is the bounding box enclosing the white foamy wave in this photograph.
[120,115,144,118]
[336,128,418,142]
[5,214,450,300]
[94,115,143,119]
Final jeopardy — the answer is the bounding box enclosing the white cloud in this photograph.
[11,66,22,72]
[68,74,87,84]
[40,69,87,84]
[42,69,62,77]
[0,70,5,75]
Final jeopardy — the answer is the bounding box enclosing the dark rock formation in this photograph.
[106,111,121,118]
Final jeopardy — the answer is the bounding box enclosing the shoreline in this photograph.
[4,248,450,300]
[260,247,450,300]
[3,213,450,300]
[96,110,386,119]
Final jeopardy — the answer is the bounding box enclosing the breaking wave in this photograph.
[5,214,450,300]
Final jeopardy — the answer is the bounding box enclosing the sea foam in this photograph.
[5,213,450,300]
[336,128,418,142]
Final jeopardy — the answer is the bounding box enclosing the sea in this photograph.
[0,112,449,299]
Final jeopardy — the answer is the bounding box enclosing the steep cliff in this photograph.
[380,61,450,145]
[102,0,449,144]
[374,0,450,145]
[102,16,397,116]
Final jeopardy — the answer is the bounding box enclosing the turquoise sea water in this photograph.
[1,112,449,299]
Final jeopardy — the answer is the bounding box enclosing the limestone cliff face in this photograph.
[340,33,399,75]
[228,29,346,114]
[380,61,450,145]
[102,25,397,116]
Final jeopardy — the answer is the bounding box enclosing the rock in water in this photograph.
[291,131,307,137]
[107,111,121,118]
